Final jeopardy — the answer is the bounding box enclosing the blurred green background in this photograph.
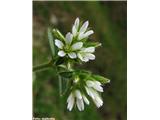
[33,1,127,120]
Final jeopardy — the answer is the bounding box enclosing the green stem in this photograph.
[58,75,62,96]
[33,60,52,72]
[55,65,63,97]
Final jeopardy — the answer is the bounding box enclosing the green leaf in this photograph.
[48,28,56,59]
[92,74,110,84]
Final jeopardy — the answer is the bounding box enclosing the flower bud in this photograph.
[53,28,65,41]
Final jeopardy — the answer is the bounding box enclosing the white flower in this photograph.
[85,80,104,108]
[55,32,83,59]
[67,89,89,111]
[54,18,99,62]
[77,47,96,62]
[72,17,94,40]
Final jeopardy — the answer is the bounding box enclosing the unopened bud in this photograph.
[52,28,65,41]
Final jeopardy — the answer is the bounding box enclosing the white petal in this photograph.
[79,21,89,33]
[55,39,64,49]
[67,99,74,111]
[91,90,103,108]
[82,57,89,62]
[82,47,95,53]
[85,87,95,99]
[78,32,85,40]
[84,53,95,60]
[76,99,81,111]
[80,99,84,110]
[78,30,94,40]
[72,25,77,36]
[77,53,89,62]
[67,93,73,103]
[65,32,73,45]
[75,90,82,99]
[85,87,90,95]
[93,95,103,108]
[71,42,83,50]
[76,99,84,111]
[82,95,90,105]
[92,90,103,105]
[74,17,80,30]
[86,80,103,92]
[93,84,103,92]
[93,99,101,108]
[58,50,66,57]
[77,53,83,60]
[68,52,77,59]
[83,30,94,38]
[96,96,103,106]
[86,80,95,87]
[94,81,102,86]
[67,93,75,111]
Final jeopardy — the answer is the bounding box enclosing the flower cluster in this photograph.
[52,18,110,111]
[67,79,104,111]
[54,18,96,62]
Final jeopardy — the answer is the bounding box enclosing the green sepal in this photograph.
[74,69,110,84]
[92,74,110,84]
[85,42,102,48]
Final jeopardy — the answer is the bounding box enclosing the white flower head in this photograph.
[54,17,100,63]
[66,73,107,111]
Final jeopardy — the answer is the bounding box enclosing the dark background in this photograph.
[33,1,127,120]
